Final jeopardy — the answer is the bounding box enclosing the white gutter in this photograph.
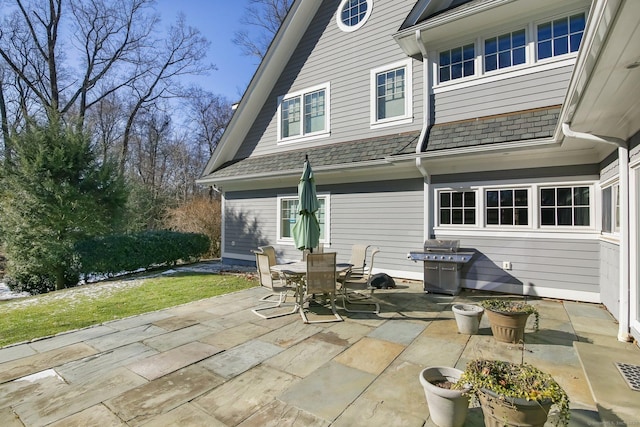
[562,122,632,343]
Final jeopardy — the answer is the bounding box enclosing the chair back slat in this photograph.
[306,252,337,295]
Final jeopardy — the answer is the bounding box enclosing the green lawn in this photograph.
[0,272,257,348]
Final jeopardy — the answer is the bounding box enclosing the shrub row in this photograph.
[75,230,211,278]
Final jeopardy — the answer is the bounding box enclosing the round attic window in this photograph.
[336,0,372,32]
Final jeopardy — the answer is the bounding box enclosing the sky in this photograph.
[155,0,263,102]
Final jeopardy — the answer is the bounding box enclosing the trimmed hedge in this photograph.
[75,230,211,277]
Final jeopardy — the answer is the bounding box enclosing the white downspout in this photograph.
[562,123,632,342]
[415,29,433,239]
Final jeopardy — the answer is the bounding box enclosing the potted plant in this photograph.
[481,299,539,343]
[454,359,570,427]
[451,303,484,334]
[418,366,469,427]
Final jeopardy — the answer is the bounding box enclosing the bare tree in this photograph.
[119,14,212,174]
[232,0,293,60]
[184,87,232,156]
[0,0,158,125]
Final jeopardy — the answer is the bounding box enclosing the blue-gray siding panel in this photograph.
[235,0,423,160]
[223,179,425,275]
[434,66,573,124]
[436,235,600,295]
[600,240,620,318]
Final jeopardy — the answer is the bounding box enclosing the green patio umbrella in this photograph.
[292,156,321,251]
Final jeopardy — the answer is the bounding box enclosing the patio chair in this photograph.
[300,252,343,323]
[337,247,381,314]
[252,253,298,319]
[253,246,283,302]
[347,244,370,278]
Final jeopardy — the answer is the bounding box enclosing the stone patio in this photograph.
[1,276,639,426]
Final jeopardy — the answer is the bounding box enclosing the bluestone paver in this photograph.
[1,271,639,426]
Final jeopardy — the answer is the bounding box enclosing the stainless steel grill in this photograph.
[408,239,474,295]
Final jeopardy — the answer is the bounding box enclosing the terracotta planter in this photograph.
[485,309,530,343]
[419,367,469,427]
[478,388,552,427]
[452,304,484,334]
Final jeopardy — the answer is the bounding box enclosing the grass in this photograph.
[0,271,258,348]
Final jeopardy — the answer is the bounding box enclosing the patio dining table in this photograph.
[270,260,352,309]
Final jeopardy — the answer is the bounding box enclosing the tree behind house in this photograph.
[0,119,127,293]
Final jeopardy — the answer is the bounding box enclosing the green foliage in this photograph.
[455,359,570,426]
[75,230,211,277]
[0,272,257,347]
[0,119,127,293]
[481,299,540,331]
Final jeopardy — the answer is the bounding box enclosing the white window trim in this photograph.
[481,27,529,76]
[484,187,532,229]
[370,59,413,129]
[433,180,597,235]
[436,188,479,228]
[276,193,330,246]
[276,82,331,144]
[533,9,587,64]
[600,178,621,238]
[336,0,373,33]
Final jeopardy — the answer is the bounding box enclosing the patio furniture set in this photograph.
[251,244,381,323]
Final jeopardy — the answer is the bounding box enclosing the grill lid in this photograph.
[424,239,459,252]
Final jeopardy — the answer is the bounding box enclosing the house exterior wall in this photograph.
[222,178,425,277]
[428,164,602,301]
[432,65,573,123]
[439,235,601,301]
[600,240,620,316]
[234,0,424,160]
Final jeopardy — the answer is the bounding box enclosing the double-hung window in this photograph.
[278,195,328,243]
[277,83,330,142]
[537,13,586,60]
[484,29,526,72]
[371,60,413,126]
[540,186,590,226]
[486,188,529,226]
[439,43,475,83]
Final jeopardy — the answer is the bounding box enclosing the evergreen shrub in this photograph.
[75,230,210,278]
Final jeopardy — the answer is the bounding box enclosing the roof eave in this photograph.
[199,0,323,179]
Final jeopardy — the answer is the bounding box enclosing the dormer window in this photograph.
[537,13,585,60]
[337,0,372,32]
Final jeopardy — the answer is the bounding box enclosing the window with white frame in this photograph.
[435,11,587,85]
[540,186,590,226]
[602,183,620,233]
[439,190,476,225]
[336,0,372,32]
[277,83,330,142]
[484,29,526,72]
[278,195,328,242]
[536,13,586,60]
[439,43,475,83]
[486,188,529,226]
[371,60,413,126]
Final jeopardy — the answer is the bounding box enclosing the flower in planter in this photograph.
[480,299,540,331]
[454,359,570,426]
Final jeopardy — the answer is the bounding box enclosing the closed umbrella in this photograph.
[292,157,320,251]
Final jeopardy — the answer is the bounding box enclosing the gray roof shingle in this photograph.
[426,106,560,151]
[205,131,421,179]
[204,106,560,180]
